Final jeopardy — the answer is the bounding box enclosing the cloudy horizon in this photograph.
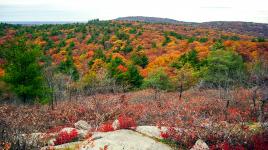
[0,0,268,23]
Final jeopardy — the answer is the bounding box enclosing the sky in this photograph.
[0,0,268,23]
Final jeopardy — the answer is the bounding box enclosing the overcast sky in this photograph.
[0,0,268,23]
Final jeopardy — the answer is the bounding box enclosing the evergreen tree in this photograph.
[131,52,148,68]
[0,39,50,103]
[125,64,143,88]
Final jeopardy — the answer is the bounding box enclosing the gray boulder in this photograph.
[75,120,92,131]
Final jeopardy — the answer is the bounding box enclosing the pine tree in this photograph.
[0,39,50,103]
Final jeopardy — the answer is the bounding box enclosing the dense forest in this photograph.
[0,19,267,149]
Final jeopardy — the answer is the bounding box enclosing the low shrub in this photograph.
[98,123,114,132]
[118,115,136,129]
[54,129,78,145]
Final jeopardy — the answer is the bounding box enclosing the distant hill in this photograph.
[115,16,188,24]
[115,16,268,38]
[1,21,84,25]
[200,21,268,38]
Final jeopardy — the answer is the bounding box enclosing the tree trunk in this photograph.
[225,99,230,120]
[51,90,54,110]
[258,100,264,123]
[69,89,72,101]
[22,95,26,103]
[252,87,258,110]
[179,83,183,100]
[154,89,157,100]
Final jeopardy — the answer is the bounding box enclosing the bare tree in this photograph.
[43,66,56,109]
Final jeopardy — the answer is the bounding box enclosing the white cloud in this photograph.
[0,0,268,23]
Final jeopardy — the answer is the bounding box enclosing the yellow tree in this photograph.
[174,63,199,100]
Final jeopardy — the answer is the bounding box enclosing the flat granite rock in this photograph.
[135,126,165,139]
[79,129,173,150]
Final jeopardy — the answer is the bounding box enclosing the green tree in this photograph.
[162,35,171,46]
[211,40,225,51]
[122,42,133,54]
[88,49,106,67]
[58,40,66,48]
[199,37,208,43]
[115,31,129,40]
[201,50,246,88]
[187,37,196,43]
[131,52,149,68]
[252,37,265,42]
[129,28,137,34]
[44,39,55,51]
[58,56,79,81]
[69,41,75,49]
[230,36,240,41]
[171,49,200,69]
[108,57,125,82]
[125,64,143,88]
[143,68,172,99]
[107,57,142,88]
[169,31,185,40]
[0,39,50,103]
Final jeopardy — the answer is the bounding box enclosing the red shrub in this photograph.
[160,131,169,139]
[118,115,136,129]
[160,127,181,141]
[54,129,78,145]
[98,123,114,132]
[251,132,268,150]
[210,141,245,150]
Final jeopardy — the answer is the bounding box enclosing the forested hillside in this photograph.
[0,20,268,149]
[117,16,268,38]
